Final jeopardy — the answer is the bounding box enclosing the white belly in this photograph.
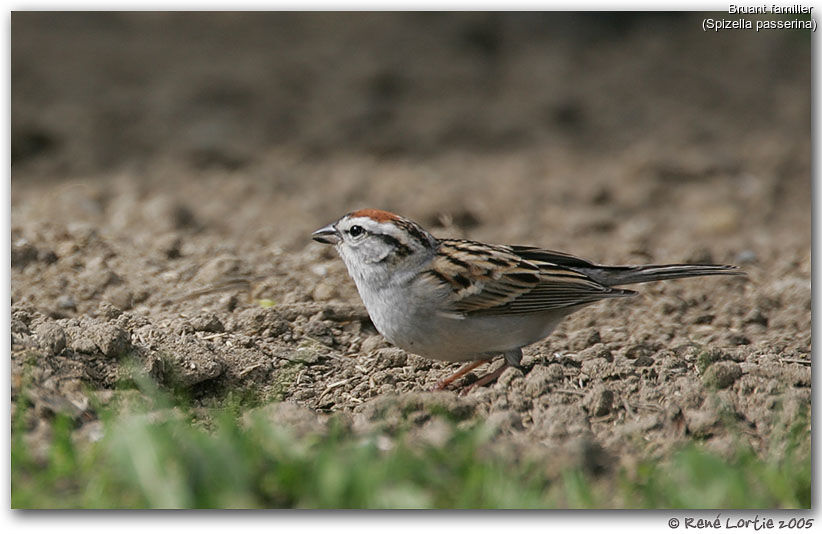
[373,305,570,362]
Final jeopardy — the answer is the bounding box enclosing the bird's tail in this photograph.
[581,263,745,287]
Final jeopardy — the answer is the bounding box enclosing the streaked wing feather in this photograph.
[429,240,634,317]
[429,240,540,313]
[509,245,598,269]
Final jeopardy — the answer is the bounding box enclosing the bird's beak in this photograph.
[312,224,341,245]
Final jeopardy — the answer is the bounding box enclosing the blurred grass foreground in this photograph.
[12,382,810,509]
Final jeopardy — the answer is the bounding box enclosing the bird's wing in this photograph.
[420,240,634,317]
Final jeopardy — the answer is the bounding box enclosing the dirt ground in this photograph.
[11,13,811,476]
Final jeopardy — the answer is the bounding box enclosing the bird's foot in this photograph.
[459,362,508,396]
[431,359,489,391]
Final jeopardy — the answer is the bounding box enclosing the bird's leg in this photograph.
[432,359,490,390]
[460,348,523,395]
[459,362,507,395]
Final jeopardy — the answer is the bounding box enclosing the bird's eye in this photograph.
[349,225,364,237]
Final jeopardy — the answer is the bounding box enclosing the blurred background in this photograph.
[12,11,810,262]
[11,13,812,508]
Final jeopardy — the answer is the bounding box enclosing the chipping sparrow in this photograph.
[312,209,744,390]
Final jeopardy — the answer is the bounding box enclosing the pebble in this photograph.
[90,324,132,358]
[486,410,524,433]
[56,294,76,310]
[35,322,67,355]
[194,254,244,284]
[577,343,613,362]
[735,250,758,264]
[104,286,134,311]
[624,343,654,360]
[360,334,389,354]
[743,308,768,326]
[11,240,38,268]
[374,347,407,369]
[584,386,614,417]
[97,302,123,320]
[568,328,601,351]
[702,361,743,389]
[190,313,225,333]
[684,409,719,436]
[312,281,336,301]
